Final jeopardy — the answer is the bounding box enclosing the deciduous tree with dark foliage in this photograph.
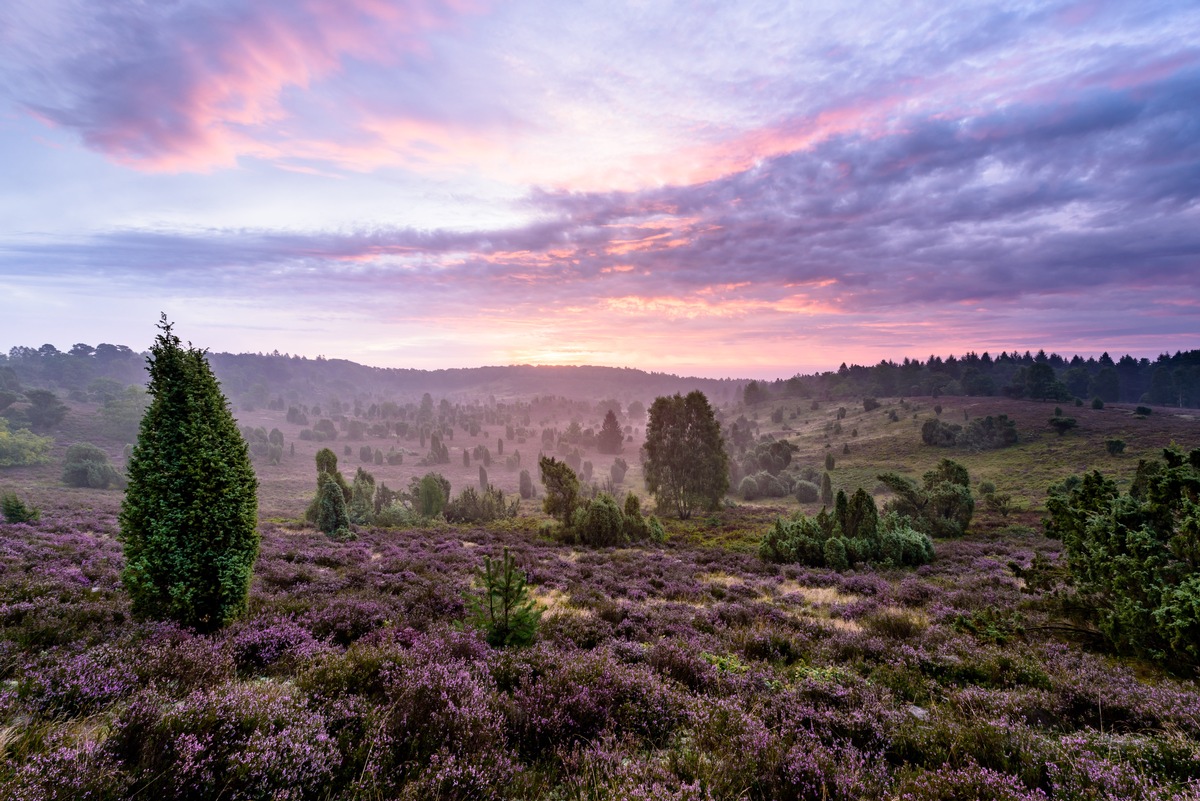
[642,390,729,519]
[119,317,258,633]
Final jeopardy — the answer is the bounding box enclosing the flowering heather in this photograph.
[2,507,1199,798]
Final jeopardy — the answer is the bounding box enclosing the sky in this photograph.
[0,0,1197,379]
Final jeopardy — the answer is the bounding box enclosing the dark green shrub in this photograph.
[574,493,626,547]
[519,469,534,499]
[119,317,259,633]
[467,547,541,647]
[863,397,880,412]
[0,418,53,466]
[539,456,579,525]
[61,442,125,489]
[444,485,519,524]
[1048,416,1077,436]
[879,459,974,537]
[825,452,835,471]
[1,492,39,523]
[1136,405,1153,416]
[315,472,352,540]
[821,472,833,505]
[1105,438,1126,455]
[1091,396,1105,410]
[794,480,819,503]
[416,472,449,518]
[1045,446,1200,669]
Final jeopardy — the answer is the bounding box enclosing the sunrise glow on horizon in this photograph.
[1,0,1197,379]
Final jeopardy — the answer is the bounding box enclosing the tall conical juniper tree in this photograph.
[119,316,259,633]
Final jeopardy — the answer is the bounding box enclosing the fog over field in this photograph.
[2,0,1200,798]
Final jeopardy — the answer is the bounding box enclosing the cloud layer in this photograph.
[1,0,1197,376]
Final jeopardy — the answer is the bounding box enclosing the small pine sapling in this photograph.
[467,547,541,648]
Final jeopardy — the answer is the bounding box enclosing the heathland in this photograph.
[1,345,1199,799]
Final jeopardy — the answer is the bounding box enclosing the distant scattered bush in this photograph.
[878,459,974,538]
[794,480,819,503]
[1136,405,1153,416]
[61,442,125,489]
[922,414,1018,450]
[444,485,519,524]
[519,469,534,499]
[760,488,933,569]
[1048,416,1077,436]
[0,417,53,467]
[1091,396,1105,410]
[1,492,39,523]
[863,397,881,412]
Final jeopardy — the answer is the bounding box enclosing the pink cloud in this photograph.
[34,0,487,172]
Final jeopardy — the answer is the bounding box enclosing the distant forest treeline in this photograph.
[0,344,743,409]
[3,343,1199,410]
[744,349,1200,408]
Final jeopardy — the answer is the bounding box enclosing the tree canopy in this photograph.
[642,391,729,519]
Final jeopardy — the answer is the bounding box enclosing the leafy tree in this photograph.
[466,548,541,648]
[643,391,729,519]
[347,467,375,525]
[539,455,579,525]
[22,389,68,432]
[99,387,150,442]
[597,409,624,454]
[119,317,259,633]
[1045,447,1200,669]
[0,418,53,467]
[61,442,124,489]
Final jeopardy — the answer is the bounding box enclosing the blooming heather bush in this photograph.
[3,735,131,800]
[17,643,137,717]
[109,682,338,801]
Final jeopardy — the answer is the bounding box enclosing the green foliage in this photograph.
[643,391,729,519]
[539,455,580,525]
[863,397,881,412]
[1048,416,1078,436]
[466,548,541,648]
[0,417,52,467]
[878,459,974,538]
[597,409,624,454]
[922,414,1018,450]
[1091,396,1105,410]
[315,472,352,540]
[820,471,833,505]
[348,467,376,525]
[794,479,819,503]
[444,485,519,524]
[519,469,534,499]
[1045,447,1200,669]
[739,474,759,500]
[573,492,627,547]
[416,472,449,518]
[99,386,149,442]
[21,388,68,432]
[824,452,835,471]
[1136,405,1153,416]
[1106,438,1126,455]
[119,317,259,633]
[61,442,125,489]
[1,493,39,523]
[760,489,934,569]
